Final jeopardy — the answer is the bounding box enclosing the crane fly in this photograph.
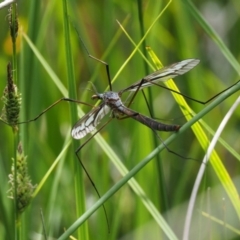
[71,59,200,140]
[3,54,237,230]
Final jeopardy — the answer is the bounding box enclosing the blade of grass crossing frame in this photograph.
[117,19,240,218]
[112,0,172,87]
[147,47,240,220]
[62,1,89,239]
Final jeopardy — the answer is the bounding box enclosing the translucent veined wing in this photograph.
[120,59,199,93]
[71,103,111,139]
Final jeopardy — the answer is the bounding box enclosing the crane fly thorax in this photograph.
[101,91,123,109]
[91,91,123,109]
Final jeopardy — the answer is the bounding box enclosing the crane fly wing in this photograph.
[71,103,111,139]
[121,59,200,93]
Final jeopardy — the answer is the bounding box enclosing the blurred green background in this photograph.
[0,0,240,239]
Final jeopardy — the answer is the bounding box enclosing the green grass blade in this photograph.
[61,1,88,239]
[184,0,240,74]
[117,14,240,221]
[147,48,240,220]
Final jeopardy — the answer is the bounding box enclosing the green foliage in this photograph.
[1,63,21,129]
[0,0,240,239]
[8,143,36,213]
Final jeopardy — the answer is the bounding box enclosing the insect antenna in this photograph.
[88,81,99,95]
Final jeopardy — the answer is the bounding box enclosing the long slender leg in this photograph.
[115,109,201,163]
[74,119,112,231]
[70,21,112,90]
[151,128,202,163]
[17,98,94,125]
[131,78,240,104]
[121,77,146,108]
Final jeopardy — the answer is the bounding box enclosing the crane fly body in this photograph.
[71,59,200,140]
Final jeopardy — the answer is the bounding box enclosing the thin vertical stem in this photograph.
[10,3,20,239]
[61,1,89,239]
